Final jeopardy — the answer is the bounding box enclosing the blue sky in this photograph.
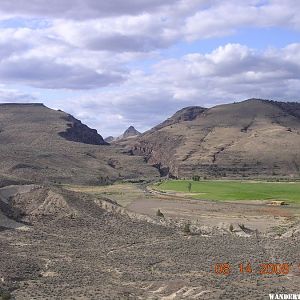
[0,0,300,136]
[163,27,300,58]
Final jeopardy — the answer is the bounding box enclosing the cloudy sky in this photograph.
[0,0,300,136]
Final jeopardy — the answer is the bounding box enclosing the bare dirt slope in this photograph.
[0,103,158,185]
[130,99,300,178]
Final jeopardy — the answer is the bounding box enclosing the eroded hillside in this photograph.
[131,99,300,178]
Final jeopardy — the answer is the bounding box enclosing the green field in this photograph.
[155,180,300,202]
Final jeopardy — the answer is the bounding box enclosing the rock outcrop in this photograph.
[59,115,108,145]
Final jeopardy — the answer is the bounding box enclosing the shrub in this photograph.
[183,223,191,234]
[0,290,12,300]
[238,224,246,231]
[156,209,164,218]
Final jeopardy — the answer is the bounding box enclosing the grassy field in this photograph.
[154,180,300,202]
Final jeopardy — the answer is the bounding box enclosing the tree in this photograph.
[192,175,200,181]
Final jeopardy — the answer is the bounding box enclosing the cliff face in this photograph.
[132,131,183,177]
[59,115,108,145]
[132,99,300,178]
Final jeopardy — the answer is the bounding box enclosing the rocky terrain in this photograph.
[0,104,158,185]
[129,99,300,178]
[1,184,299,300]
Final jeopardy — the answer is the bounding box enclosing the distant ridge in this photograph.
[122,126,141,139]
[104,136,114,143]
[0,103,45,106]
[105,125,141,143]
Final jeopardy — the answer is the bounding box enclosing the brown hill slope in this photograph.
[0,103,158,184]
[132,99,300,178]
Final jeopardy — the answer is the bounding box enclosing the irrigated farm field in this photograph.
[155,180,300,203]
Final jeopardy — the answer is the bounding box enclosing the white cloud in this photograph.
[0,0,299,92]
[51,16,177,53]
[1,1,299,57]
[0,85,37,102]
[184,0,300,40]
[0,0,179,19]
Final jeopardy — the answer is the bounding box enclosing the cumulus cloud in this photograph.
[184,0,300,40]
[51,16,177,53]
[0,26,127,89]
[0,0,179,19]
[1,1,300,56]
[0,0,300,91]
[152,43,300,100]
[0,86,37,103]
[0,57,125,89]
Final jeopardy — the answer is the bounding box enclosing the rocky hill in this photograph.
[105,125,141,143]
[131,99,300,178]
[0,103,158,184]
[122,126,141,138]
[104,136,114,143]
